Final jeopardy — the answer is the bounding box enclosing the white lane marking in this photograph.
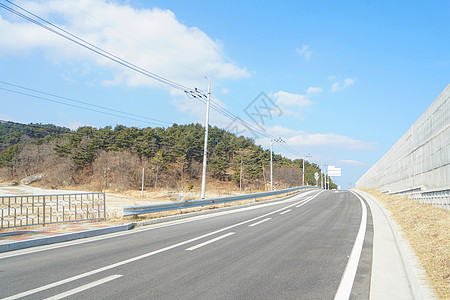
[0,190,320,260]
[334,191,367,300]
[248,218,272,227]
[43,275,122,300]
[2,191,324,300]
[185,232,235,251]
[279,209,292,215]
[296,196,314,208]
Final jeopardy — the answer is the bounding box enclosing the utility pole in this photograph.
[302,154,311,186]
[201,77,211,199]
[319,166,323,188]
[270,137,273,190]
[328,174,330,190]
[141,167,145,198]
[270,137,283,190]
[240,159,243,192]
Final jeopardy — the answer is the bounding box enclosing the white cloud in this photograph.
[172,95,231,128]
[286,132,376,151]
[306,87,323,94]
[273,91,313,108]
[0,114,16,122]
[270,87,322,119]
[331,82,340,92]
[255,125,377,152]
[296,44,312,60]
[344,78,355,85]
[0,0,249,91]
[221,88,229,95]
[64,121,90,130]
[331,78,356,92]
[337,159,369,166]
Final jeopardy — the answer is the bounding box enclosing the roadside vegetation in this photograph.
[0,122,336,195]
[359,189,449,299]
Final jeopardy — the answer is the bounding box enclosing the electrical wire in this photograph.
[0,1,304,157]
[0,80,172,127]
[0,86,167,127]
[0,1,272,138]
[0,1,203,97]
[61,0,206,79]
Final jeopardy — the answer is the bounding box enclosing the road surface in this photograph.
[0,190,373,299]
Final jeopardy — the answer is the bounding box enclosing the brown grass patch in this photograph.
[358,188,449,299]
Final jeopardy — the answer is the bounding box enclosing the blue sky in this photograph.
[0,0,449,189]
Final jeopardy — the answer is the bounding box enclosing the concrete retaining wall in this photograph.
[356,84,450,194]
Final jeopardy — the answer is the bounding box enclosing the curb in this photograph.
[0,223,134,253]
[353,189,437,300]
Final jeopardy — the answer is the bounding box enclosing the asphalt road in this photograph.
[0,190,373,300]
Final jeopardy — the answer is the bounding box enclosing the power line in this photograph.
[0,1,302,156]
[0,80,172,127]
[190,92,272,139]
[61,0,206,79]
[0,1,272,138]
[0,1,203,97]
[0,87,166,127]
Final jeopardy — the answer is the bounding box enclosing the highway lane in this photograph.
[0,190,372,299]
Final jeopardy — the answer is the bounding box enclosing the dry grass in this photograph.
[358,188,449,299]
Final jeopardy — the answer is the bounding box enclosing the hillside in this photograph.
[0,121,336,193]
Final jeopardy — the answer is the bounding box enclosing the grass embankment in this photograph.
[359,189,449,299]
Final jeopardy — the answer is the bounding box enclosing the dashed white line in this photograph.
[43,275,122,300]
[2,191,324,300]
[0,190,319,260]
[185,232,235,251]
[296,197,313,207]
[279,209,292,215]
[248,218,272,227]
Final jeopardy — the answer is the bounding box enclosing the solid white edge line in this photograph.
[279,209,292,215]
[43,274,123,300]
[333,191,367,300]
[185,232,235,251]
[1,191,324,300]
[248,218,272,227]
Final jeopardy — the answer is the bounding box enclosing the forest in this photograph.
[0,121,336,193]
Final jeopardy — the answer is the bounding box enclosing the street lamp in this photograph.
[200,77,211,199]
[302,154,311,186]
[270,137,283,190]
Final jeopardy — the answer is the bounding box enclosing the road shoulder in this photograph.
[353,189,437,300]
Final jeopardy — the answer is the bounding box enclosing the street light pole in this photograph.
[270,138,273,190]
[200,77,211,199]
[302,154,311,186]
[270,137,283,190]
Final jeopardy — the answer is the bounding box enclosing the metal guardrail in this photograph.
[123,186,316,216]
[0,192,106,229]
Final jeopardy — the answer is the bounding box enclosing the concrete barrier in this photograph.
[356,84,449,207]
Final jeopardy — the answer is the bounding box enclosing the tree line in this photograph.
[0,121,336,192]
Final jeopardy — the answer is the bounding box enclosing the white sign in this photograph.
[314,172,319,180]
[328,165,341,177]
